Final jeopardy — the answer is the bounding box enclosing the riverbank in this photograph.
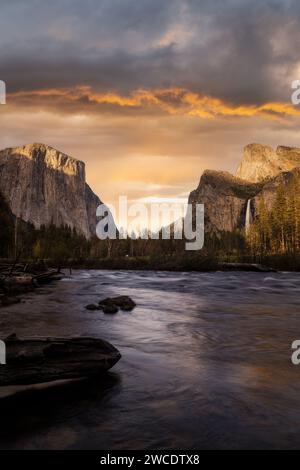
[55,255,297,272]
[0,252,299,283]
[50,252,300,272]
[0,261,64,308]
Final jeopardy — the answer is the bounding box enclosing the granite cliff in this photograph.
[188,170,264,233]
[236,143,300,182]
[189,144,300,234]
[0,143,103,239]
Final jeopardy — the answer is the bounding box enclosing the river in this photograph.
[0,269,300,449]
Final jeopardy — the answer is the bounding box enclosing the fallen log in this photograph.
[217,262,277,272]
[0,335,121,386]
[4,273,34,287]
[32,269,63,284]
[0,266,64,302]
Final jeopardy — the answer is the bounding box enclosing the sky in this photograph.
[1,0,300,220]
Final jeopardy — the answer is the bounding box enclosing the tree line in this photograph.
[1,178,300,270]
[247,176,300,267]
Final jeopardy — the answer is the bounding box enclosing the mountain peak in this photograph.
[236,143,300,182]
[0,143,101,238]
[1,143,85,177]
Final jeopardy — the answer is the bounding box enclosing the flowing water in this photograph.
[245,199,252,233]
[1,269,300,450]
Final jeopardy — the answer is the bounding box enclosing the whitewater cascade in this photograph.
[245,199,252,234]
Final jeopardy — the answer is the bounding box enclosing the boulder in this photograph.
[0,335,121,386]
[109,296,136,310]
[85,304,100,311]
[103,305,119,314]
[99,296,136,313]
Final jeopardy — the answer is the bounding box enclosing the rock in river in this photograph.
[102,304,119,314]
[99,296,136,313]
[85,296,136,314]
[0,335,121,386]
[85,303,100,311]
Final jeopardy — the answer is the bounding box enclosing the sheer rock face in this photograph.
[188,170,263,233]
[189,144,300,234]
[253,167,300,212]
[85,183,103,238]
[0,143,102,238]
[236,143,300,182]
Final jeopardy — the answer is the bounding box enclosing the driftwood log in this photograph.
[218,262,276,272]
[0,335,121,386]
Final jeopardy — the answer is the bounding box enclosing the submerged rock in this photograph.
[99,296,136,313]
[85,303,100,311]
[85,296,136,314]
[112,296,136,311]
[102,304,119,314]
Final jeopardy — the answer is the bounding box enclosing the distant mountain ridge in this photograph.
[1,141,299,240]
[0,143,103,239]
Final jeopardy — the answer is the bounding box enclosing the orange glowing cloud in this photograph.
[8,86,300,120]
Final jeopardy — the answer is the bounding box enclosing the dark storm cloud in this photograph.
[182,0,300,104]
[1,0,300,104]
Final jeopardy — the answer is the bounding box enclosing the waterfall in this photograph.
[245,199,252,234]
